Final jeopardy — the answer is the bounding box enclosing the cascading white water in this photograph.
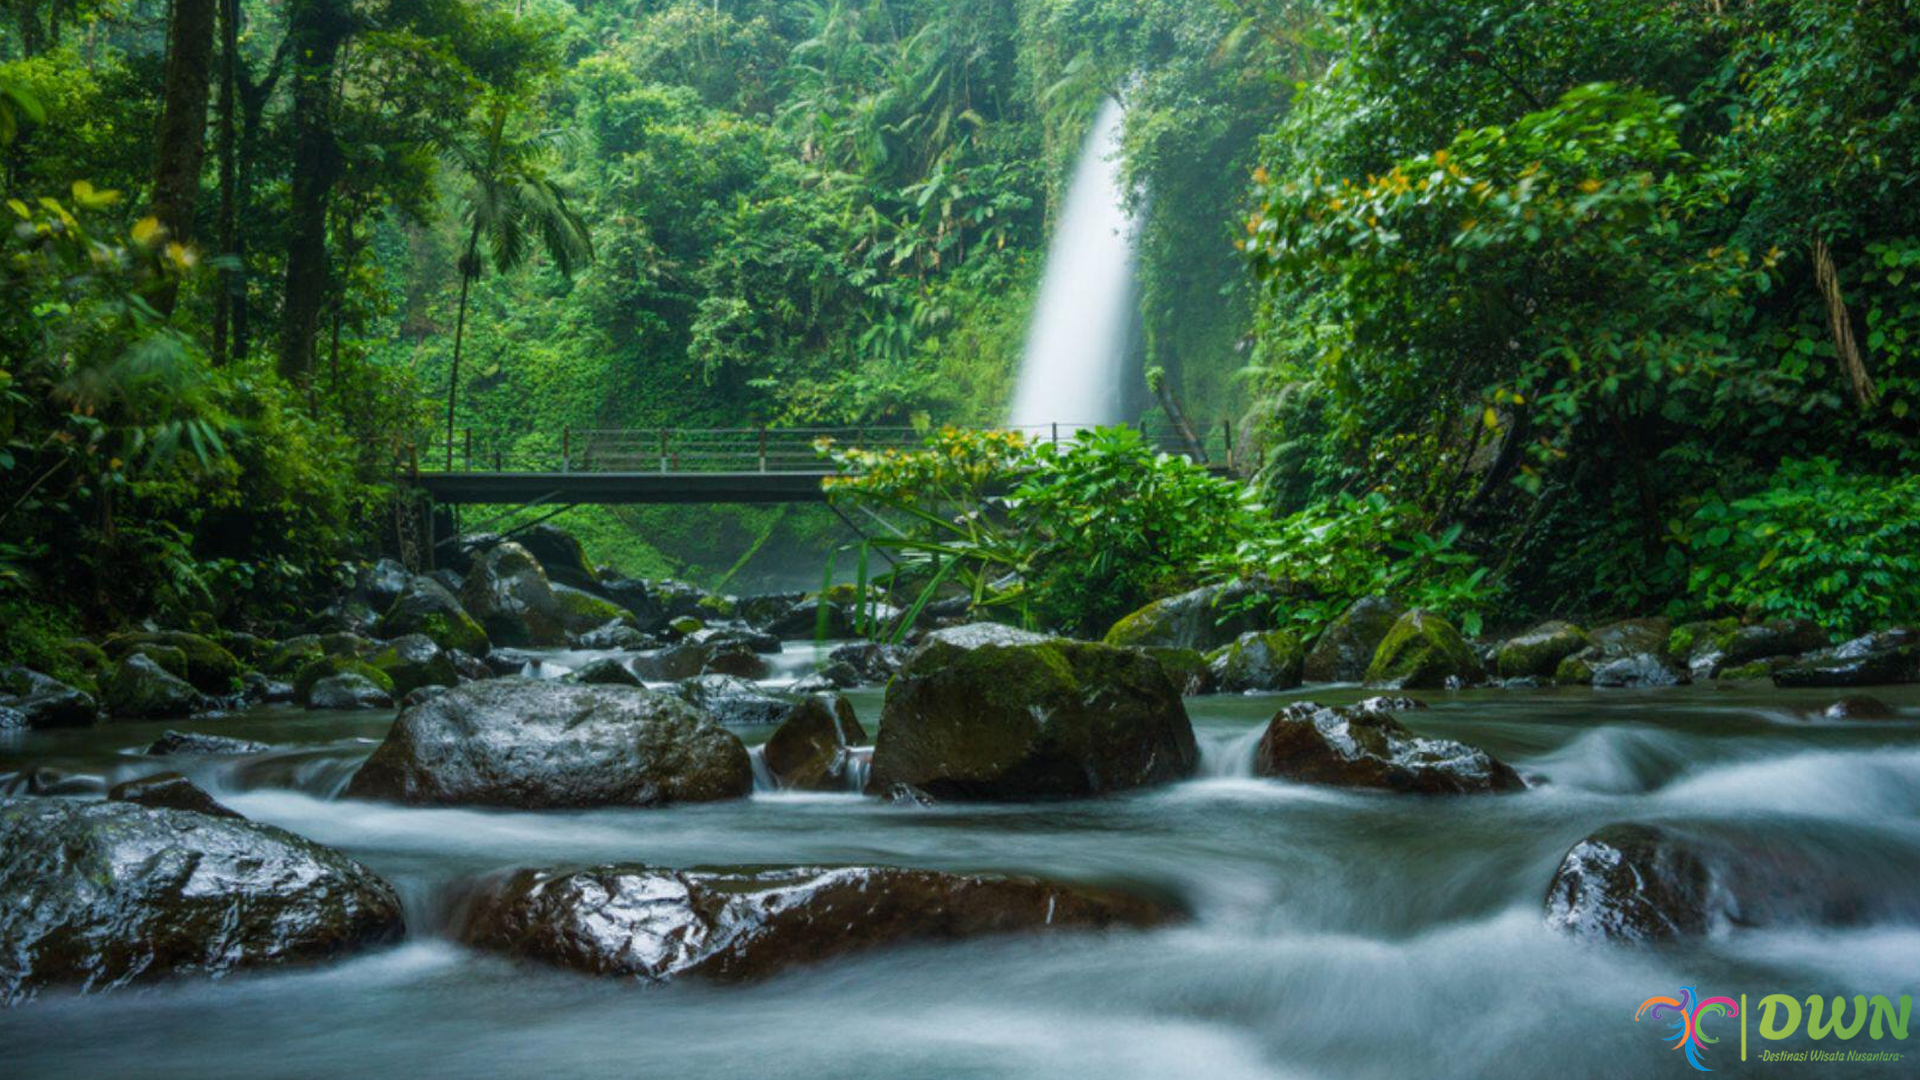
[1006,97,1138,431]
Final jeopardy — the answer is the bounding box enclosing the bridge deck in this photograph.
[411,470,840,505]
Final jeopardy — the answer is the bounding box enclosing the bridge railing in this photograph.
[407,421,1234,475]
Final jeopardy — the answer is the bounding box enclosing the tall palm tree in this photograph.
[443,102,594,463]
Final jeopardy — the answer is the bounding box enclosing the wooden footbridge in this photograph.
[397,423,1235,506]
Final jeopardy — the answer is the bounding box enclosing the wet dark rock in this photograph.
[765,598,856,639]
[1102,579,1276,653]
[146,730,272,756]
[352,558,413,613]
[376,576,489,656]
[880,782,935,806]
[457,863,1178,983]
[515,524,600,592]
[0,667,97,730]
[103,654,204,720]
[400,685,451,708]
[1253,701,1523,794]
[318,632,376,658]
[672,674,790,726]
[828,641,910,683]
[738,591,805,631]
[121,642,189,680]
[792,661,861,694]
[459,542,568,648]
[1363,610,1485,689]
[1589,653,1689,688]
[102,631,242,694]
[365,634,457,698]
[264,634,325,676]
[307,673,394,711]
[1774,629,1920,688]
[239,671,295,704]
[1493,621,1589,680]
[633,638,771,682]
[448,649,492,682]
[598,577,665,632]
[1303,595,1406,683]
[868,629,1197,800]
[1353,695,1428,713]
[481,648,539,677]
[1208,630,1305,692]
[343,679,751,808]
[1820,695,1898,721]
[0,767,106,797]
[1543,821,1920,943]
[108,773,242,819]
[552,584,635,636]
[763,695,867,791]
[573,657,643,687]
[571,621,656,651]
[0,799,403,1003]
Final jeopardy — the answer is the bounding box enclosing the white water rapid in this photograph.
[1006,97,1138,431]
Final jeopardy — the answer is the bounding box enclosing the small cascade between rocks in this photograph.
[841,746,873,794]
[1006,97,1138,431]
[747,745,777,792]
[1197,726,1264,778]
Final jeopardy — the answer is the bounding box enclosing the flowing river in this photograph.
[3,648,1918,1078]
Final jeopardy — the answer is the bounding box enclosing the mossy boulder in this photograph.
[868,626,1199,799]
[122,643,189,681]
[1207,630,1305,692]
[1102,580,1274,653]
[291,655,394,702]
[1672,617,1824,678]
[0,667,98,729]
[366,634,458,697]
[102,631,242,694]
[552,584,634,635]
[307,673,393,711]
[1142,647,1215,696]
[1494,621,1589,680]
[102,654,203,720]
[1302,595,1406,683]
[515,524,600,592]
[1363,610,1484,689]
[265,635,326,676]
[1554,617,1680,686]
[1773,629,1920,688]
[376,575,489,656]
[459,542,568,647]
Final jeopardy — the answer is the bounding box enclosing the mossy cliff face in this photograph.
[869,625,1199,800]
[1363,610,1485,689]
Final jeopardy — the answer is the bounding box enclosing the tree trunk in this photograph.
[211,0,237,361]
[148,0,216,316]
[1810,237,1878,410]
[445,224,482,468]
[276,0,351,386]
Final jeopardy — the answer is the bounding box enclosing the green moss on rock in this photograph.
[1363,610,1485,689]
[292,656,395,701]
[1208,630,1305,692]
[1494,621,1589,680]
[102,631,242,694]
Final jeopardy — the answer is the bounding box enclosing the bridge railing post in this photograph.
[759,427,768,473]
[658,430,668,475]
[1223,418,1234,471]
[562,426,571,474]
[464,427,472,471]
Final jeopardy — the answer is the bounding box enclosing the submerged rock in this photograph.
[459,542,568,647]
[1818,695,1898,721]
[1493,621,1589,680]
[0,766,105,797]
[1253,701,1523,794]
[868,627,1198,800]
[1363,610,1484,689]
[1207,630,1305,692]
[763,695,867,791]
[342,679,751,808]
[108,773,242,819]
[1102,580,1274,653]
[457,863,1178,983]
[146,730,273,756]
[1303,595,1405,683]
[103,654,203,720]
[671,674,790,726]
[1774,629,1920,688]
[633,638,771,682]
[1544,821,1920,943]
[0,799,403,1003]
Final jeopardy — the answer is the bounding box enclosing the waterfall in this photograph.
[1006,97,1138,431]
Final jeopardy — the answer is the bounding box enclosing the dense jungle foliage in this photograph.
[2,0,1918,662]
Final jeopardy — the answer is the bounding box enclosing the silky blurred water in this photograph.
[3,663,1918,1079]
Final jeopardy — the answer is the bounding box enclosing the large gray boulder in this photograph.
[867,626,1198,800]
[343,679,752,808]
[102,654,203,720]
[0,667,97,729]
[0,799,403,1003]
[1302,595,1405,683]
[459,542,568,647]
[1254,700,1523,794]
[457,863,1178,983]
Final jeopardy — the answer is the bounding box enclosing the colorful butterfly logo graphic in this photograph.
[1636,986,1741,1071]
